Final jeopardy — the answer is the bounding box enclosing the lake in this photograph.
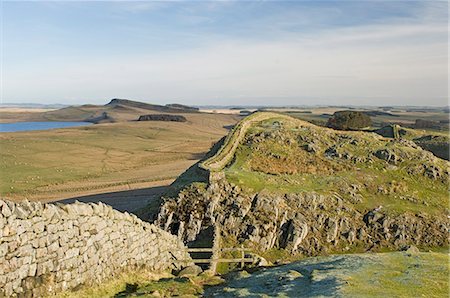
[0,121,92,132]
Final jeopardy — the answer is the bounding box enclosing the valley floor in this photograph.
[0,113,239,205]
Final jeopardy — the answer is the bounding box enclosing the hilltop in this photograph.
[0,104,241,202]
[154,112,449,262]
[0,99,200,124]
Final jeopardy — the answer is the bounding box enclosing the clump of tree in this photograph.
[326,111,372,130]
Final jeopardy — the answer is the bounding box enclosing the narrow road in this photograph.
[56,184,170,213]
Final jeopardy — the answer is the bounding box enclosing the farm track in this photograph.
[1,112,241,209]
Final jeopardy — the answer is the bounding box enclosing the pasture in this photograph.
[0,113,240,203]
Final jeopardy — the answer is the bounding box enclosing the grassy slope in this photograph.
[55,252,449,297]
[0,113,240,201]
[206,252,449,297]
[222,114,448,216]
[54,270,223,298]
[201,112,293,171]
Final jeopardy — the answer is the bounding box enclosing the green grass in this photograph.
[206,252,450,297]
[54,269,224,298]
[343,252,450,297]
[222,115,448,216]
[200,112,294,171]
[114,277,202,297]
[54,270,171,298]
[226,148,447,216]
[0,114,237,201]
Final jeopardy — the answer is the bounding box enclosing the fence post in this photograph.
[210,225,221,274]
[240,244,244,269]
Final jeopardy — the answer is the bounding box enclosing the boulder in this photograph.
[178,265,203,277]
[401,245,420,254]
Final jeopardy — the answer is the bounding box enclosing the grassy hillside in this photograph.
[156,112,448,260]
[0,99,202,124]
[206,251,449,297]
[0,113,240,202]
[58,251,448,297]
[222,114,448,216]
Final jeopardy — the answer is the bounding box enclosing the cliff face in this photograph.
[157,176,448,256]
[154,112,449,257]
[413,135,450,161]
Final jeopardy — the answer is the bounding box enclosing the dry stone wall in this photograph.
[0,199,192,297]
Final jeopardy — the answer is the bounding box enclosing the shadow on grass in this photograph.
[204,257,348,297]
[113,278,198,297]
[56,185,170,214]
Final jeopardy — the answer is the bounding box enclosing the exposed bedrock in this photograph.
[156,176,448,256]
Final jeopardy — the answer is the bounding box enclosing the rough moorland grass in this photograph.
[206,252,449,297]
[223,116,448,216]
[53,270,171,298]
[57,252,449,297]
[54,269,224,298]
[118,275,224,297]
[0,114,238,201]
[225,152,447,215]
[200,112,293,171]
[342,252,450,297]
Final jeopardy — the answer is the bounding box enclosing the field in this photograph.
[0,108,58,123]
[266,107,449,132]
[0,112,240,206]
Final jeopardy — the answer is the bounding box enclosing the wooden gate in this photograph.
[182,246,255,269]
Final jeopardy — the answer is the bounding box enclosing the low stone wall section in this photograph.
[0,199,192,297]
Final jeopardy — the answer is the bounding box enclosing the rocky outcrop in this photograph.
[157,176,448,256]
[138,114,187,122]
[413,135,449,160]
[155,112,448,261]
[86,111,116,124]
[373,125,406,139]
[0,199,191,297]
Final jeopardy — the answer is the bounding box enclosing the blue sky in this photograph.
[2,0,448,106]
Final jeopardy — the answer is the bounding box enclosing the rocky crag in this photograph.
[155,112,449,259]
[138,114,187,122]
[374,124,450,161]
[0,199,191,297]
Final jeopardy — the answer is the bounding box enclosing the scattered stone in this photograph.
[178,265,203,277]
[374,149,400,164]
[401,245,420,254]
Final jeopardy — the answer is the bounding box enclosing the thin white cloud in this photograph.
[2,1,448,106]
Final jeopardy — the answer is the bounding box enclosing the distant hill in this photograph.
[166,103,199,111]
[1,103,68,109]
[106,98,199,113]
[8,98,201,123]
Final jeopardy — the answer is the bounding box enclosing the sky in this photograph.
[1,0,448,106]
